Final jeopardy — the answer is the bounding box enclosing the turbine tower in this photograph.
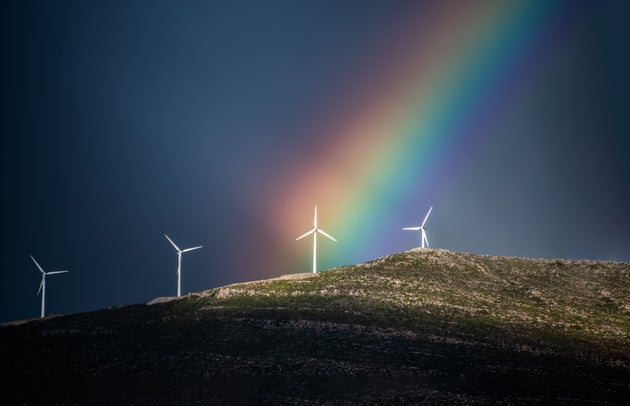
[296,205,337,274]
[164,234,202,297]
[403,206,433,248]
[30,255,69,318]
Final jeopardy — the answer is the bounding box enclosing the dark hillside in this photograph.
[2,249,629,404]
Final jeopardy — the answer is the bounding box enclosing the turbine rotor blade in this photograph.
[164,234,181,252]
[296,229,315,240]
[37,278,44,296]
[314,205,317,228]
[46,270,69,275]
[30,255,45,274]
[421,206,433,228]
[182,246,202,253]
[402,227,421,231]
[317,229,337,242]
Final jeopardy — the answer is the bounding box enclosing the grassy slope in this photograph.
[2,249,629,404]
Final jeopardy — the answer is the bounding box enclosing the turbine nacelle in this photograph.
[296,229,337,242]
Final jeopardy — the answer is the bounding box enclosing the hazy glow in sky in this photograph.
[1,1,629,322]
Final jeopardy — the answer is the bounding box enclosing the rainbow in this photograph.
[260,1,572,276]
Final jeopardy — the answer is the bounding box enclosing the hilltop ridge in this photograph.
[206,248,629,347]
[2,249,629,404]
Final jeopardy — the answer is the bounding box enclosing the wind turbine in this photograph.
[164,234,202,297]
[30,255,69,318]
[403,206,433,248]
[296,205,337,274]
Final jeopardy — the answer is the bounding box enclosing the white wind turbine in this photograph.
[403,206,433,248]
[30,255,69,318]
[296,206,337,274]
[164,234,202,297]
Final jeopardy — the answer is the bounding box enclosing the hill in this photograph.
[2,249,629,404]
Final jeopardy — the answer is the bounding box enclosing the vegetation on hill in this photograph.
[2,249,629,404]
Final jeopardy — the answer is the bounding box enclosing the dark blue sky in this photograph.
[1,1,629,323]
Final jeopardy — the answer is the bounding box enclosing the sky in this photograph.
[1,0,629,323]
